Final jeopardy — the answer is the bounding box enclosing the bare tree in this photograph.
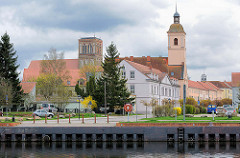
[36,48,72,110]
[141,98,158,118]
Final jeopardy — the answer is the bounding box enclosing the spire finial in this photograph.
[176,2,177,13]
[173,2,180,24]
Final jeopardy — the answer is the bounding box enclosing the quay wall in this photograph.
[1,126,240,142]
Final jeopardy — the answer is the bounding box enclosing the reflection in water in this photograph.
[0,142,240,157]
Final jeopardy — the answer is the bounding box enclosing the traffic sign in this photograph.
[124,104,132,112]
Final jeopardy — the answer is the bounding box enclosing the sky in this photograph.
[0,0,239,82]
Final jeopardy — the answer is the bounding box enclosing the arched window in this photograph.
[174,38,178,45]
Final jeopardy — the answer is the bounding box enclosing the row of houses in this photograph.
[19,9,240,114]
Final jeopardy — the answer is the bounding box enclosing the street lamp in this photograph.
[78,95,81,120]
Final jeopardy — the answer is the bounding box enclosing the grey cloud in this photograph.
[7,0,168,32]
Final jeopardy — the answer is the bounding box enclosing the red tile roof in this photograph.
[188,80,207,90]
[124,60,166,81]
[208,81,230,89]
[198,82,217,91]
[23,59,82,86]
[120,56,184,80]
[20,82,36,94]
[225,82,232,87]
[232,72,240,87]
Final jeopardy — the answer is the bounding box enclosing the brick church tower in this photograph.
[78,37,103,68]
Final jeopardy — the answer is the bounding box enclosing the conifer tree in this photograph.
[0,33,23,106]
[95,42,133,111]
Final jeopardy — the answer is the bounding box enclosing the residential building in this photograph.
[188,80,223,101]
[22,59,82,96]
[119,59,180,114]
[22,37,103,111]
[232,72,240,106]
[208,81,232,99]
[120,8,188,100]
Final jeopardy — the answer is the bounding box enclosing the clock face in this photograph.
[175,18,179,21]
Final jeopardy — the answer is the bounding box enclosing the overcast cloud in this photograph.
[0,0,239,82]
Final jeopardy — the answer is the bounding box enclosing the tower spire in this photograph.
[173,3,180,24]
[176,2,177,13]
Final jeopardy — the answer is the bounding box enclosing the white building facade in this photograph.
[119,60,180,114]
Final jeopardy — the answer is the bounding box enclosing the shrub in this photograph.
[154,104,174,117]
[185,104,195,114]
[221,98,232,105]
[195,107,200,114]
[173,107,182,115]
[199,106,207,113]
[179,97,198,106]
[200,100,213,107]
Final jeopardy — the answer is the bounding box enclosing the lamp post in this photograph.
[78,95,81,120]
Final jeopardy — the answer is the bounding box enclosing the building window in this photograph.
[122,71,126,78]
[130,85,135,94]
[169,89,171,97]
[162,87,164,95]
[165,88,168,97]
[130,71,135,79]
[79,79,85,85]
[67,81,70,85]
[171,72,174,76]
[174,38,178,45]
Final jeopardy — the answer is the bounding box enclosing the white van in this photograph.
[41,104,58,113]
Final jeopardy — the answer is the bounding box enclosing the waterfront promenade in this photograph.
[17,114,149,127]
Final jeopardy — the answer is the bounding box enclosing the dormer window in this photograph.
[67,81,70,85]
[174,38,178,45]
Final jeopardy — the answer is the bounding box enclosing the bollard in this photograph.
[69,114,71,123]
[45,114,47,124]
[12,115,15,122]
[57,114,59,124]
[82,114,84,123]
[94,114,96,123]
[33,114,35,124]
[107,114,109,123]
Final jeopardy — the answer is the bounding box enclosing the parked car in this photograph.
[225,107,236,117]
[0,110,3,117]
[207,105,217,114]
[223,104,231,110]
[216,107,226,115]
[41,104,58,113]
[33,109,54,118]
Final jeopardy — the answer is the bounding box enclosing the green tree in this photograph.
[95,42,133,111]
[200,99,213,107]
[0,77,13,108]
[37,48,72,110]
[86,76,96,97]
[75,84,87,98]
[179,97,197,106]
[221,98,232,105]
[0,33,23,106]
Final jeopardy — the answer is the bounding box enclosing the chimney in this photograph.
[130,56,133,61]
[147,56,151,62]
[146,56,152,69]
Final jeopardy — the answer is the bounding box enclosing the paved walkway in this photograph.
[17,114,149,127]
